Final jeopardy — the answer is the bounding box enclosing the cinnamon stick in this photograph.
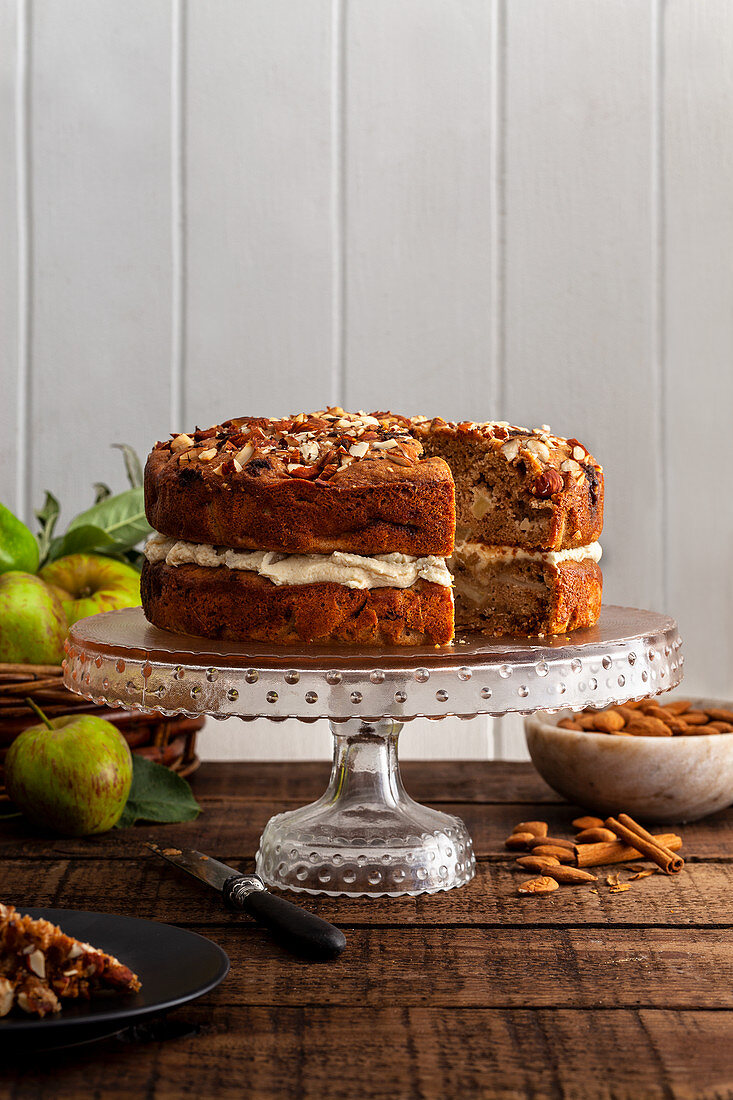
[608,814,685,875]
[575,833,682,868]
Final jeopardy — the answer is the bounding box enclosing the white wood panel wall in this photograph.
[2,0,731,763]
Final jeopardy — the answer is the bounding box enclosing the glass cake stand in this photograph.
[63,606,682,898]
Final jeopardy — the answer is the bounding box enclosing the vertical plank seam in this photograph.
[171,0,187,430]
[330,0,346,408]
[490,0,506,425]
[490,0,507,760]
[15,0,31,522]
[652,0,668,610]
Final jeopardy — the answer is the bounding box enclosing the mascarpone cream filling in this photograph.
[144,533,453,590]
[451,538,602,567]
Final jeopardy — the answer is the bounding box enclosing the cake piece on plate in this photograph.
[0,903,141,1018]
[408,417,604,636]
[142,410,456,646]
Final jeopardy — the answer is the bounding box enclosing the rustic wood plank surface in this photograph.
[1,761,732,1099]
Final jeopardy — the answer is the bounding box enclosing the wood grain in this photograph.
[3,794,730,862]
[2,761,732,1098]
[4,857,731,929]
[190,925,733,1009]
[2,1007,731,1099]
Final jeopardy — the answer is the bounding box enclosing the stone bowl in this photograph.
[524,698,733,823]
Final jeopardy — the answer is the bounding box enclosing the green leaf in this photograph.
[35,491,60,566]
[66,487,151,553]
[93,482,112,504]
[116,756,201,828]
[47,524,115,562]
[112,443,144,489]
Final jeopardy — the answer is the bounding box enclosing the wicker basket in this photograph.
[0,663,202,792]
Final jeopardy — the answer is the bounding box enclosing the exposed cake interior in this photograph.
[450,538,602,635]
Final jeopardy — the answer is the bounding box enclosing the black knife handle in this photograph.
[223,876,346,960]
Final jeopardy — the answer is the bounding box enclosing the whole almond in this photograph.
[592,711,626,733]
[505,832,535,850]
[663,699,691,715]
[558,718,583,731]
[705,708,733,723]
[512,821,548,838]
[614,705,638,724]
[528,835,576,852]
[516,855,561,872]
[543,866,597,884]
[531,845,576,864]
[518,876,559,895]
[680,711,709,725]
[625,716,673,737]
[706,721,733,733]
[575,827,617,844]
[572,816,605,831]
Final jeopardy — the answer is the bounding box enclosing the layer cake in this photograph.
[141,409,603,645]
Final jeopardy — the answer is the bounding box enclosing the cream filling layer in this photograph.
[451,538,602,567]
[144,533,453,590]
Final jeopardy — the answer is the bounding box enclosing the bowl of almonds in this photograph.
[524,696,733,822]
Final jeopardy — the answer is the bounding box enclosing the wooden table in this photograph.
[2,761,733,1098]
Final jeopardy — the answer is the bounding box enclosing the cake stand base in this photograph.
[255,719,476,897]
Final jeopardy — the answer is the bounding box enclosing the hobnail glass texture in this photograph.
[63,605,682,897]
[256,719,476,896]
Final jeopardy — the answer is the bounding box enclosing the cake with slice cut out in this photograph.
[0,903,141,1018]
[140,409,603,645]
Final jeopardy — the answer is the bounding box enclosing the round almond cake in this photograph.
[141,409,604,646]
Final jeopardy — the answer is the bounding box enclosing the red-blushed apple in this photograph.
[5,703,133,835]
[40,553,141,627]
[0,572,67,664]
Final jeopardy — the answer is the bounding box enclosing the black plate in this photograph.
[0,908,229,1040]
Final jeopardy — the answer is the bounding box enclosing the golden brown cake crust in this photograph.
[406,416,603,551]
[141,560,454,646]
[145,411,455,556]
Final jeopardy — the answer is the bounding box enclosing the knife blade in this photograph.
[146,843,346,960]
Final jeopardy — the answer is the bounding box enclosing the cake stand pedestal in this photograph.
[63,606,682,898]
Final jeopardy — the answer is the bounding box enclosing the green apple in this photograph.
[0,502,39,575]
[40,553,141,627]
[5,702,132,836]
[0,572,67,664]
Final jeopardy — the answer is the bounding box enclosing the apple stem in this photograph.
[24,697,54,730]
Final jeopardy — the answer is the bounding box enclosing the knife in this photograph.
[147,843,346,960]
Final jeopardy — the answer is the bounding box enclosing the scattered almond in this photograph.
[512,821,549,838]
[530,845,576,864]
[528,835,576,852]
[572,816,604,831]
[505,832,535,851]
[574,827,617,844]
[518,876,559,895]
[543,866,597,885]
[516,855,561,873]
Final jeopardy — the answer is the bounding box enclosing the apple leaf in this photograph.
[112,444,144,489]
[65,487,152,554]
[48,524,115,562]
[116,756,201,828]
[35,491,61,565]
